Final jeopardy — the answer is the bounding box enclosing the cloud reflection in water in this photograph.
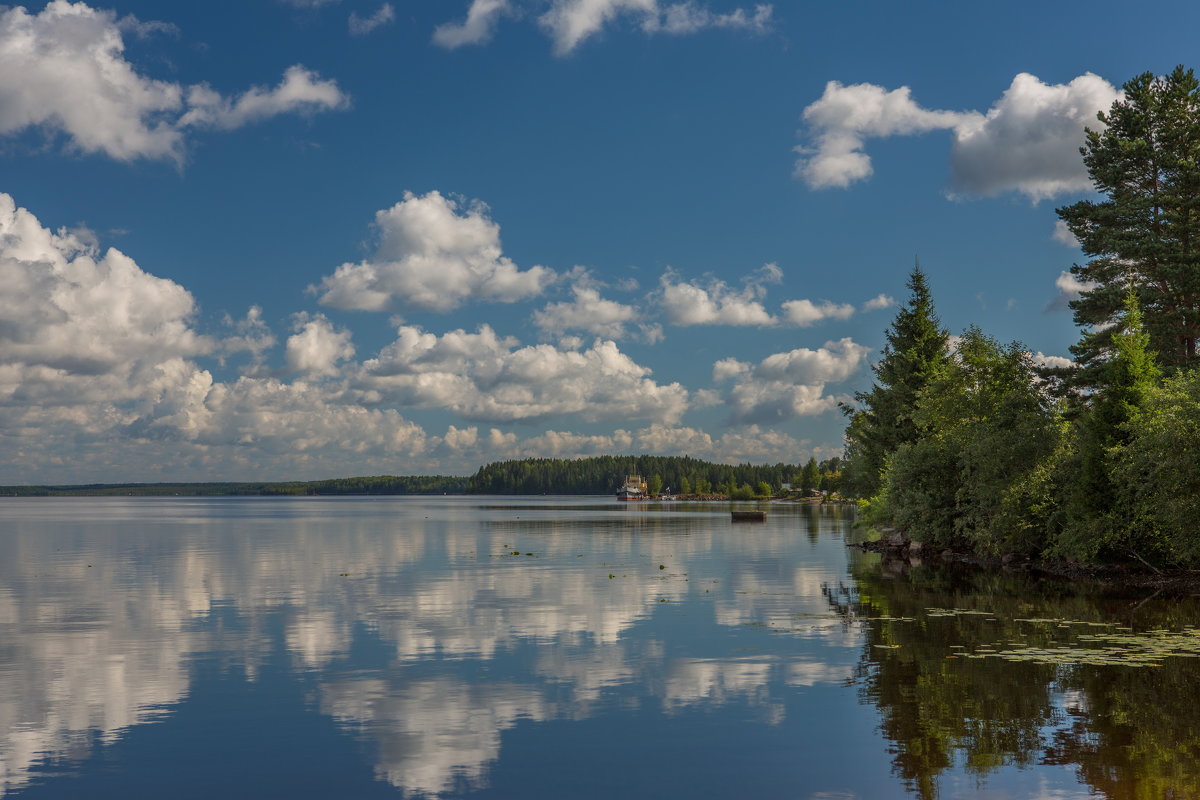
[0,498,859,797]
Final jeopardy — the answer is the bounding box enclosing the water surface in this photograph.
[1,497,1197,798]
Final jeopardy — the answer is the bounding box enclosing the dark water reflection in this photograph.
[830,549,1200,799]
[0,498,1196,798]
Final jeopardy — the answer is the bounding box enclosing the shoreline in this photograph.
[850,536,1200,592]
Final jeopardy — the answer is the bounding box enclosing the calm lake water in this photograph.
[1,497,1197,799]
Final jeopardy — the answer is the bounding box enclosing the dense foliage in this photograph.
[847,269,1200,566]
[843,67,1200,567]
[882,328,1061,555]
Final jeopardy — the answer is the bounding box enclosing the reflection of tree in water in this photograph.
[827,551,1200,799]
[1045,663,1200,800]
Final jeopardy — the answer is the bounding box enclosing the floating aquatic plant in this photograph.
[925,607,996,617]
[963,626,1200,667]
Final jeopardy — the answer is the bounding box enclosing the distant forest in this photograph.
[467,455,838,495]
[2,455,842,497]
[0,474,470,497]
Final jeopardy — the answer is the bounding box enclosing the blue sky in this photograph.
[2,0,1197,483]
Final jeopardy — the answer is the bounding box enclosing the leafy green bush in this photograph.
[1110,369,1200,566]
[730,484,756,500]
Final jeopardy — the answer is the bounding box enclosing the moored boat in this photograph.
[617,475,649,501]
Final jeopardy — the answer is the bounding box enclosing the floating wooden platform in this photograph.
[731,510,766,522]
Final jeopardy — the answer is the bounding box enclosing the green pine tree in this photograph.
[842,263,951,498]
[1057,66,1200,376]
[1057,291,1162,560]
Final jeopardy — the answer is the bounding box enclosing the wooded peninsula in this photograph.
[840,67,1200,570]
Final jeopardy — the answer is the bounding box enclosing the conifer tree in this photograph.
[1058,292,1161,559]
[842,264,950,498]
[1057,66,1200,376]
[801,457,820,493]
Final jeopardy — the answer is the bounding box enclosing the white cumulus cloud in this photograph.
[0,2,348,162]
[349,3,395,36]
[1053,219,1081,248]
[0,1,184,161]
[658,268,775,327]
[711,357,749,383]
[641,2,772,35]
[284,314,355,377]
[1030,351,1074,370]
[540,0,655,55]
[0,191,440,483]
[706,425,816,464]
[780,298,855,327]
[314,191,555,313]
[633,423,714,454]
[518,428,636,457]
[539,0,771,55]
[433,0,510,48]
[861,293,895,312]
[796,81,976,189]
[949,73,1121,200]
[442,422,818,467]
[753,338,867,384]
[177,377,429,456]
[796,72,1121,201]
[1055,271,1094,298]
[178,65,348,130]
[714,338,869,424]
[0,192,210,385]
[1048,269,1097,311]
[440,424,480,451]
[657,266,862,329]
[219,306,277,372]
[357,324,688,424]
[532,285,639,339]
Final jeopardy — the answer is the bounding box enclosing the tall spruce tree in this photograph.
[842,264,950,498]
[1058,292,1162,560]
[1057,66,1200,376]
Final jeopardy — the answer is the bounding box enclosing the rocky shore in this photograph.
[850,529,1200,592]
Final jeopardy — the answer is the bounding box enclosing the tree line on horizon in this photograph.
[0,475,471,497]
[2,455,844,497]
[841,66,1200,568]
[465,454,841,496]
